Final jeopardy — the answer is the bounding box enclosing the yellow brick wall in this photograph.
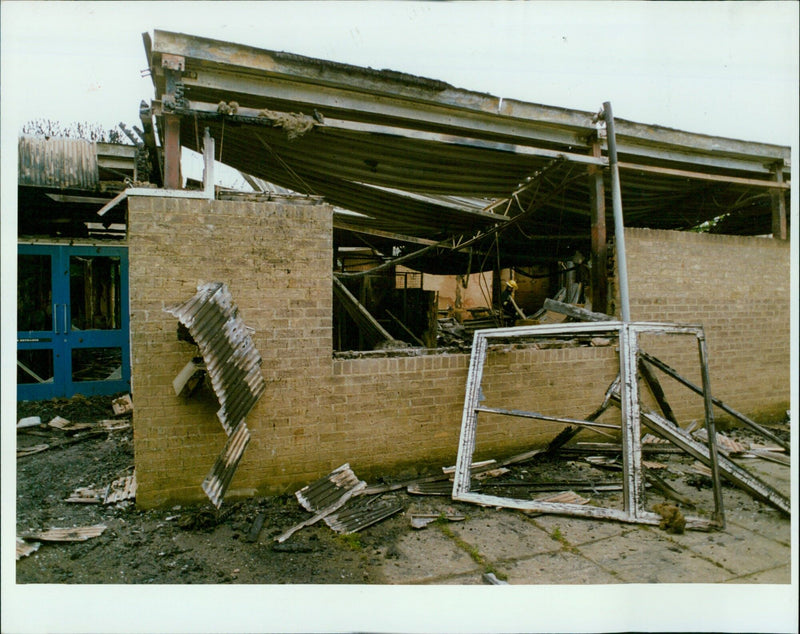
[129,198,790,508]
[622,228,790,424]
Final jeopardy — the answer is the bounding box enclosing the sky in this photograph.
[1,3,798,633]
[1,1,798,146]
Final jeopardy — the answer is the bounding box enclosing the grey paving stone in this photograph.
[662,520,791,576]
[449,512,561,562]
[500,550,620,585]
[724,564,791,584]
[431,572,486,585]
[578,528,732,583]
[725,503,791,545]
[379,527,480,584]
[527,513,632,546]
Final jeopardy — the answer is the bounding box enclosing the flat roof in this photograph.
[145,29,791,268]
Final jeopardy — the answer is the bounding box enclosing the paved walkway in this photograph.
[378,457,791,585]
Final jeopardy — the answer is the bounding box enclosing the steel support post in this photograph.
[603,101,631,322]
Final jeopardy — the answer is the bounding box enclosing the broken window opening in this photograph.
[69,255,122,331]
[332,271,437,352]
[332,253,592,355]
[18,254,52,332]
[71,347,123,383]
[17,349,54,385]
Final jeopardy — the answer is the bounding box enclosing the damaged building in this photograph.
[17,30,790,515]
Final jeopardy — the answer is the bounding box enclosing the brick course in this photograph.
[129,197,790,507]
[622,228,790,424]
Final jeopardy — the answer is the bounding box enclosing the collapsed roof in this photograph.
[143,29,790,272]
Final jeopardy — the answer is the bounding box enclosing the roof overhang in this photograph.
[144,29,791,268]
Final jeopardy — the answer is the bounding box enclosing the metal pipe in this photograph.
[603,101,631,322]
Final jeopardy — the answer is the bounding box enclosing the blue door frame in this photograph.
[17,244,130,401]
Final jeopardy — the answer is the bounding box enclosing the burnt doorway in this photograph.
[17,244,130,400]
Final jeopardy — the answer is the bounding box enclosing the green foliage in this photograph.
[334,532,363,551]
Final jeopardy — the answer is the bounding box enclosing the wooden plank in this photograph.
[112,394,133,415]
[639,351,790,453]
[96,190,128,217]
[589,137,608,314]
[771,164,788,239]
[640,408,789,515]
[746,449,791,466]
[638,358,679,426]
[245,513,267,543]
[22,524,107,542]
[17,444,49,458]
[542,298,614,322]
[163,112,182,189]
[332,218,437,246]
[332,276,397,344]
[16,538,41,560]
[385,309,425,346]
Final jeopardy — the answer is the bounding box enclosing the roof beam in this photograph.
[333,217,438,246]
[151,29,790,176]
[618,161,790,189]
[177,98,608,167]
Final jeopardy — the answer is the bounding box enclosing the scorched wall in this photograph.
[129,196,790,508]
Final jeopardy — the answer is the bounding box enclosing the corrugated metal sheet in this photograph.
[323,496,403,534]
[165,282,265,507]
[295,463,366,512]
[18,136,99,189]
[165,282,265,435]
[202,420,251,508]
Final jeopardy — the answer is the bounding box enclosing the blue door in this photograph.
[17,244,130,401]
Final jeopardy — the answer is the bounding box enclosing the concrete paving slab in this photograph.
[735,457,791,489]
[727,511,791,546]
[500,550,620,585]
[578,528,732,583]
[433,572,486,585]
[379,527,481,584]
[449,512,561,563]
[660,520,791,577]
[724,564,791,584]
[527,513,632,546]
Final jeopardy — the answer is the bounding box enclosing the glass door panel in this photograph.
[18,254,53,332]
[17,248,63,400]
[17,244,130,401]
[69,255,122,331]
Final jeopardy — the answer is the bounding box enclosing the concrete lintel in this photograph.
[127,188,213,200]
